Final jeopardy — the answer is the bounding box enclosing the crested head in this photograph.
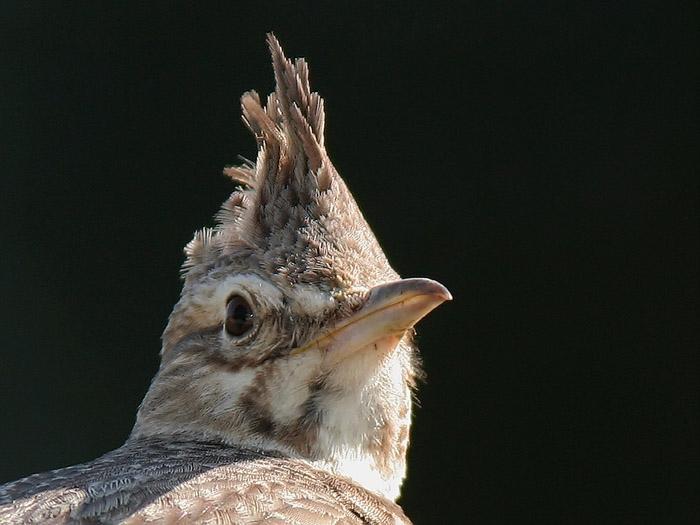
[131,35,450,500]
[182,35,395,295]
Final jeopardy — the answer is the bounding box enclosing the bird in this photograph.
[0,35,451,524]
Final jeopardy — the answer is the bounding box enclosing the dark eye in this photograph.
[225,295,254,337]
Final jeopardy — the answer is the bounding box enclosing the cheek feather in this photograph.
[207,368,258,419]
[264,353,324,424]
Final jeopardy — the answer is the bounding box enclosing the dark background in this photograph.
[1,2,697,523]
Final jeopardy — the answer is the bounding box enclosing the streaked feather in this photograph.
[0,438,410,524]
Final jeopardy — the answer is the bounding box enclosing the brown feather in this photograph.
[0,438,410,524]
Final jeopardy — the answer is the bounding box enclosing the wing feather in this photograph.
[0,438,410,525]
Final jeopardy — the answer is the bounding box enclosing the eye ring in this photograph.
[224,295,255,338]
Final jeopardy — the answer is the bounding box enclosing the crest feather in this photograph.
[182,228,216,272]
[182,35,396,290]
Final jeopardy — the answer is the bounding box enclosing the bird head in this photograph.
[131,35,451,500]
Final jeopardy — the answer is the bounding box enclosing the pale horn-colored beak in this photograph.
[293,278,451,364]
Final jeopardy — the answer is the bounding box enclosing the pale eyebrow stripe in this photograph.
[291,284,335,315]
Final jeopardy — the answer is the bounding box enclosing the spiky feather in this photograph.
[184,34,396,292]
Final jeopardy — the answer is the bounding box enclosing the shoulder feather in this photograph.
[0,438,410,524]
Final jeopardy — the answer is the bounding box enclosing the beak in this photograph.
[293,278,451,363]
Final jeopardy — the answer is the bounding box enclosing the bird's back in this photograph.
[0,437,410,524]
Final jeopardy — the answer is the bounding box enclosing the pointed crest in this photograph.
[184,35,397,291]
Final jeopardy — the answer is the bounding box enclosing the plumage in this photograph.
[0,438,409,524]
[0,35,450,524]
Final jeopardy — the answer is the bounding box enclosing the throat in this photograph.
[304,356,413,501]
[237,365,410,500]
[309,405,409,501]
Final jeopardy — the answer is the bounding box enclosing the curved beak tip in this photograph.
[431,281,453,302]
[403,278,452,303]
[363,277,452,325]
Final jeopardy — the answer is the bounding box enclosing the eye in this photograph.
[225,295,255,337]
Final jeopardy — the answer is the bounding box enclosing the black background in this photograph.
[1,2,697,523]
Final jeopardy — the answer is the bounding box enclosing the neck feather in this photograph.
[131,348,413,500]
